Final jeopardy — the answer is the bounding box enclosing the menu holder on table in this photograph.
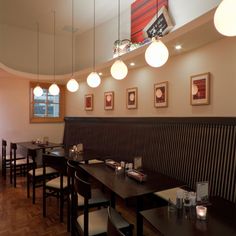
[127,169,147,183]
[105,159,121,169]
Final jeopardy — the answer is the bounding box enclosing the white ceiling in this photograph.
[0,0,134,35]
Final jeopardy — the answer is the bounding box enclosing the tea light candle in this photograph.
[196,205,207,220]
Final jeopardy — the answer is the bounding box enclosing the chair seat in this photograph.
[46,176,68,189]
[11,158,33,165]
[77,188,109,207]
[28,167,58,177]
[6,153,25,160]
[77,208,130,236]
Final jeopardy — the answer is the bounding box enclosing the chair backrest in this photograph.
[74,172,91,236]
[10,143,17,161]
[107,206,125,236]
[43,154,67,175]
[2,139,7,159]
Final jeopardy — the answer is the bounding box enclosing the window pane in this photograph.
[34,103,46,117]
[47,103,60,117]
[48,94,60,103]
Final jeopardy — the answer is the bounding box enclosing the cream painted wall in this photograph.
[0,76,64,147]
[66,36,236,117]
[76,8,131,70]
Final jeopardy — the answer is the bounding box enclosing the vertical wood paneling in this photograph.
[63,117,236,203]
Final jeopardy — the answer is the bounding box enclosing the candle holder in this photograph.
[196,205,207,220]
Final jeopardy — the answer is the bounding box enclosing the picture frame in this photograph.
[84,94,93,111]
[154,81,168,108]
[104,91,114,110]
[190,72,210,105]
[126,87,138,109]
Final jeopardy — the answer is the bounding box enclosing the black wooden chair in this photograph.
[107,206,126,236]
[67,160,110,232]
[10,142,33,187]
[42,153,68,222]
[2,139,25,179]
[72,172,132,236]
[27,149,58,204]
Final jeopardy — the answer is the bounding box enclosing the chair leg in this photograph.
[43,189,46,217]
[32,180,36,204]
[60,191,64,222]
[10,164,12,184]
[67,197,70,232]
[14,165,16,188]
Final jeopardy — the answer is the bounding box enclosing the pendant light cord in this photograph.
[72,0,74,76]
[117,0,120,58]
[36,22,39,83]
[93,0,95,71]
[53,10,56,83]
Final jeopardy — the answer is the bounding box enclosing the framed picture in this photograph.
[154,81,168,108]
[84,94,93,111]
[191,72,210,105]
[104,91,114,110]
[126,87,137,109]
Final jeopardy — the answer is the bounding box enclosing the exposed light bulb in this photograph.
[214,0,236,37]
[67,77,79,92]
[49,83,60,96]
[33,85,43,97]
[145,38,169,68]
[87,72,101,88]
[111,59,128,80]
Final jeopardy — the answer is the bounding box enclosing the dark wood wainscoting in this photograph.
[63,117,236,203]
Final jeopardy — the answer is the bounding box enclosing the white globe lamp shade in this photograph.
[33,85,43,97]
[214,0,236,37]
[87,72,101,88]
[67,77,79,92]
[111,59,128,80]
[49,83,60,96]
[145,38,169,67]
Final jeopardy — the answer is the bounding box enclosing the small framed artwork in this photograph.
[191,72,210,105]
[154,81,168,108]
[104,91,114,110]
[126,87,137,109]
[84,94,93,111]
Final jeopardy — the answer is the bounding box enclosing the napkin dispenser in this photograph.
[105,159,121,169]
[127,169,147,182]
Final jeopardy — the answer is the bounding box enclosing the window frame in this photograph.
[30,82,65,123]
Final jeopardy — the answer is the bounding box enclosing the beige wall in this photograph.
[0,76,64,146]
[66,36,236,117]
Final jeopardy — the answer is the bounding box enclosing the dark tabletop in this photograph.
[140,197,236,236]
[79,163,184,199]
[17,141,63,151]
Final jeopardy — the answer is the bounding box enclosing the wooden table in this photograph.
[140,197,236,236]
[79,163,183,236]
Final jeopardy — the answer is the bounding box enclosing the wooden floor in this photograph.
[0,173,159,236]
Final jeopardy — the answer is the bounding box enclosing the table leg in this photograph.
[137,196,143,236]
[110,192,116,208]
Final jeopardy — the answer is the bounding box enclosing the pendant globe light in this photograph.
[214,0,236,37]
[87,0,101,88]
[67,0,79,92]
[49,10,60,96]
[110,0,128,80]
[145,0,169,68]
[33,22,43,97]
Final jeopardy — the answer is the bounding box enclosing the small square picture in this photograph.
[104,91,114,110]
[154,81,168,108]
[85,94,93,111]
[191,73,210,105]
[126,87,137,109]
